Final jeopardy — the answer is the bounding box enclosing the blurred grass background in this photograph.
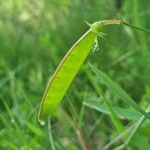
[0,0,150,149]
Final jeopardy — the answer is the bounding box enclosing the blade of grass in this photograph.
[104,97,124,132]
[1,99,26,145]
[85,65,124,132]
[57,108,92,150]
[89,64,150,119]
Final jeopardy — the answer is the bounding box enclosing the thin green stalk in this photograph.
[2,100,26,145]
[132,0,148,51]
[58,108,92,150]
[122,21,150,33]
[48,117,55,150]
[68,97,79,122]
[104,98,124,133]
[79,104,85,128]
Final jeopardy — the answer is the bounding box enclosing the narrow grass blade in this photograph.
[89,64,150,119]
[85,67,124,132]
[104,98,124,132]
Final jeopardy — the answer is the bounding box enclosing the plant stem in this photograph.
[122,21,150,33]
[75,125,92,150]
[48,117,55,150]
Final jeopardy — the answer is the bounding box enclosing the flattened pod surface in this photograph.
[38,30,97,121]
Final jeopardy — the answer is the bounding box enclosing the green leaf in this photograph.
[89,64,150,119]
[83,98,142,121]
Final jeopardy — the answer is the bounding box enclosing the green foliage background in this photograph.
[0,0,150,149]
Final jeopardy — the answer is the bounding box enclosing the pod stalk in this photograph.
[98,19,122,26]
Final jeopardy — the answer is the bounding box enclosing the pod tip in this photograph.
[38,120,45,126]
